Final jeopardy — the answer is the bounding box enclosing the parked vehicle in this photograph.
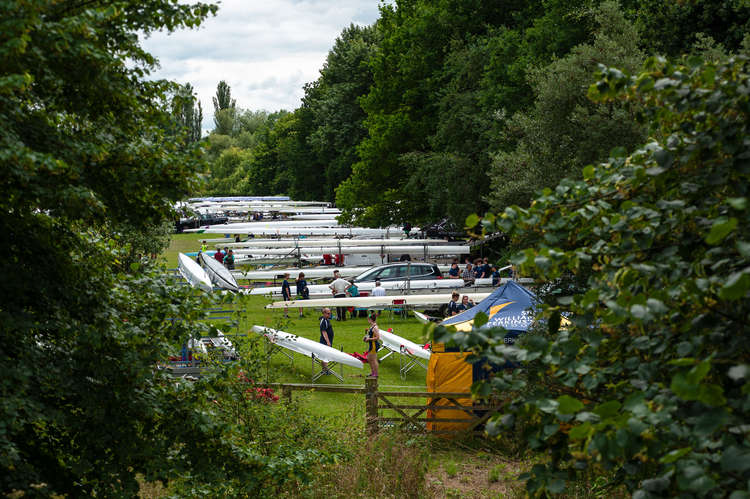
[353,262,442,283]
[420,218,465,240]
[174,213,229,233]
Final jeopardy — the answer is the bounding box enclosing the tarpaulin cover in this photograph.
[441,281,539,333]
[426,352,473,434]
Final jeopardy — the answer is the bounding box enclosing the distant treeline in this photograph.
[188,0,750,228]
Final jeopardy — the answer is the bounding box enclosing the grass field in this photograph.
[163,233,433,419]
[158,233,544,497]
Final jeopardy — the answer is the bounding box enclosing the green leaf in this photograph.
[556,395,584,414]
[671,373,699,400]
[582,165,595,180]
[593,400,621,419]
[727,197,747,210]
[464,213,480,229]
[697,384,726,407]
[569,422,592,440]
[668,358,696,367]
[659,447,691,464]
[537,399,559,414]
[548,478,566,494]
[719,271,750,300]
[474,311,489,328]
[687,359,711,384]
[705,217,738,245]
[721,446,750,472]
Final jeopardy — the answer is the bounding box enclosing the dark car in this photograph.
[420,218,465,240]
[353,262,442,283]
[174,213,229,233]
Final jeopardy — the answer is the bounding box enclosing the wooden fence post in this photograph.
[282,385,292,404]
[365,376,378,435]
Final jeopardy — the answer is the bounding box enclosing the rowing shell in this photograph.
[178,253,212,292]
[199,253,239,292]
[264,293,492,309]
[250,326,363,368]
[251,278,496,296]
[379,330,431,361]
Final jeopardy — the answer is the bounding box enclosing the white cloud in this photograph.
[140,0,382,132]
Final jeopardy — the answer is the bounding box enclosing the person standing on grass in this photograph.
[281,272,292,318]
[363,312,380,378]
[296,272,309,318]
[329,269,351,321]
[319,308,334,373]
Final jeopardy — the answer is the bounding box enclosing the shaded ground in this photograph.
[426,447,531,498]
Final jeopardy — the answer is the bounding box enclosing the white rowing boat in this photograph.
[379,330,431,361]
[178,253,212,292]
[219,238,449,248]
[186,227,420,237]
[250,326,363,368]
[231,245,469,256]
[232,264,455,280]
[199,253,239,292]
[263,292,492,309]
[251,278,496,296]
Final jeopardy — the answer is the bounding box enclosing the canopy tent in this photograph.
[440,280,539,334]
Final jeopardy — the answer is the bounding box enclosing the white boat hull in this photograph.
[199,253,239,292]
[263,292,492,309]
[379,330,431,361]
[250,326,363,368]
[178,253,212,292]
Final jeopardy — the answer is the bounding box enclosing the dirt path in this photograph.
[425,448,531,498]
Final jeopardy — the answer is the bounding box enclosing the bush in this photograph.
[438,55,750,496]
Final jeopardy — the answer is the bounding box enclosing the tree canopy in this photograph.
[437,54,750,496]
[0,1,326,495]
[198,0,750,229]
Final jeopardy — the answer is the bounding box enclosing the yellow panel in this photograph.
[427,353,473,435]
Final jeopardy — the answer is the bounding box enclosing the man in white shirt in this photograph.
[329,270,351,321]
[371,279,386,297]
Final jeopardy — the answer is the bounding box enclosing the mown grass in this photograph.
[157,233,539,497]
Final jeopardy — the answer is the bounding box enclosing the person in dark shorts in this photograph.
[363,312,381,378]
[319,308,334,373]
[296,272,309,318]
[281,272,292,318]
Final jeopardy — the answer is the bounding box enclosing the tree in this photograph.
[301,23,380,202]
[171,82,203,143]
[336,0,593,227]
[0,1,319,495]
[632,0,750,58]
[439,54,750,496]
[212,80,237,135]
[488,1,647,210]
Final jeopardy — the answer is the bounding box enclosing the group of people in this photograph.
[448,257,506,286]
[197,242,236,270]
[447,292,475,316]
[281,271,310,318]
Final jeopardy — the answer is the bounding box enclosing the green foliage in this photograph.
[171,83,203,143]
[337,0,596,227]
[0,0,335,495]
[212,80,236,135]
[438,54,750,495]
[632,0,750,58]
[489,1,647,211]
[301,23,379,202]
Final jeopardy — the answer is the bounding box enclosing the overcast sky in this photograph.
[141,0,383,133]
